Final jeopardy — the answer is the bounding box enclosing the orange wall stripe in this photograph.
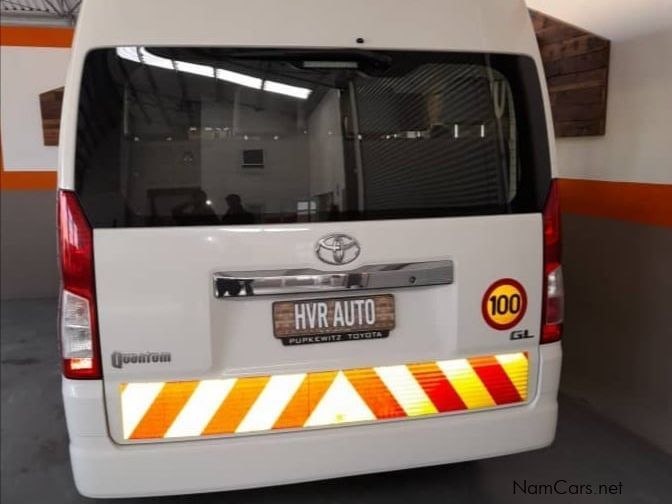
[0,169,57,190]
[559,179,672,228]
[0,26,73,48]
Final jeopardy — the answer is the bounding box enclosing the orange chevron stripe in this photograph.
[130,381,199,439]
[273,371,337,429]
[202,376,269,435]
[344,368,406,419]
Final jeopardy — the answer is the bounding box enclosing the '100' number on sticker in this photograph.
[489,292,522,316]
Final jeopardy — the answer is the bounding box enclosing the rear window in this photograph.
[75,48,551,227]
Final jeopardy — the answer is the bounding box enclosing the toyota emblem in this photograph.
[315,234,361,265]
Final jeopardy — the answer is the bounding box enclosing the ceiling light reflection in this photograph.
[116,47,311,100]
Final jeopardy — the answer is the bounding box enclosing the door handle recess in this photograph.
[213,260,453,298]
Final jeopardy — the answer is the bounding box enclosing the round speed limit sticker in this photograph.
[481,279,527,330]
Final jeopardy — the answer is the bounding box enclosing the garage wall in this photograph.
[1,45,70,169]
[0,189,58,299]
[0,27,71,300]
[556,28,672,453]
[556,29,672,184]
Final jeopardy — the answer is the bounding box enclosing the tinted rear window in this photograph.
[75,48,551,227]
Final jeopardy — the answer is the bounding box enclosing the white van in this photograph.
[57,0,563,498]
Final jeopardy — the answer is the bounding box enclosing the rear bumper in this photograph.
[63,342,561,498]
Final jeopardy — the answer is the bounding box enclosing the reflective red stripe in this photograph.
[408,362,467,412]
[468,356,522,405]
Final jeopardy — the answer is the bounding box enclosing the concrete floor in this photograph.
[2,298,671,504]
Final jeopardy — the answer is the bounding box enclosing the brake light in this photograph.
[541,180,564,343]
[58,190,101,378]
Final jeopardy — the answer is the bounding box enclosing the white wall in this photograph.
[200,101,311,216]
[555,29,672,184]
[526,0,672,42]
[0,46,70,170]
[308,89,346,207]
[550,27,672,454]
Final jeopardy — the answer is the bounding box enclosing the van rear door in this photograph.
[68,48,552,444]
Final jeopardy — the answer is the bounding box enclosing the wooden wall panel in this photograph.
[39,86,64,146]
[530,10,610,137]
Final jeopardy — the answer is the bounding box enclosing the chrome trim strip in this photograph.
[213,260,453,298]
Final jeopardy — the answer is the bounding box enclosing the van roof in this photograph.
[73,0,538,56]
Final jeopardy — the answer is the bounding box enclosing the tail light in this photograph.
[541,180,564,343]
[58,190,101,378]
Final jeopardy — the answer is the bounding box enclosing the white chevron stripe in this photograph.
[304,371,375,427]
[236,374,306,433]
[374,365,438,416]
[164,379,237,438]
[121,382,164,439]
